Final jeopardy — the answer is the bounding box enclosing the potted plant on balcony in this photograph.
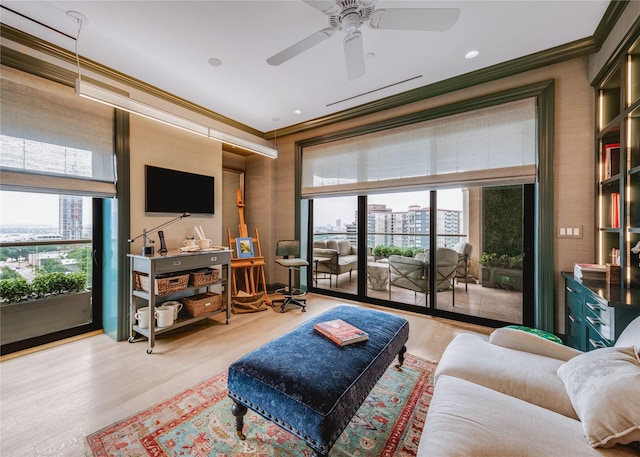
[479,253,523,290]
[372,245,422,261]
[0,271,91,346]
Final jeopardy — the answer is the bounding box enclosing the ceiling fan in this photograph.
[266,0,460,81]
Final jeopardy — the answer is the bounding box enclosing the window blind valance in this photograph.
[0,66,115,197]
[302,98,536,197]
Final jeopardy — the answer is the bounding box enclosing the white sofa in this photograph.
[418,317,640,456]
[313,240,372,286]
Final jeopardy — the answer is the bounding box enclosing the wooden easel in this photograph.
[227,189,270,306]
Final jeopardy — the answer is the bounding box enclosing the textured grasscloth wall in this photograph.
[129,115,224,253]
[266,57,594,331]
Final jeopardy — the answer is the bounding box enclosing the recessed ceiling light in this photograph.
[293,109,302,115]
[208,57,222,67]
[465,50,479,60]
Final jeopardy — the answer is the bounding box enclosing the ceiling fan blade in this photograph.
[369,8,460,32]
[303,0,340,15]
[344,31,365,81]
[267,27,336,66]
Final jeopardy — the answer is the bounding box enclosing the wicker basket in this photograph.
[182,292,223,317]
[189,268,220,287]
[135,272,189,295]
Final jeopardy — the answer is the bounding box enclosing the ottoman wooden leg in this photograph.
[396,345,407,368]
[231,400,248,440]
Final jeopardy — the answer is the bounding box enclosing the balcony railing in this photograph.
[0,239,93,287]
[313,231,467,250]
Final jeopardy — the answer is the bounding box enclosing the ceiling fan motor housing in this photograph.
[329,1,374,33]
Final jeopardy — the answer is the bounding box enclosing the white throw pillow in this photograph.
[557,346,640,448]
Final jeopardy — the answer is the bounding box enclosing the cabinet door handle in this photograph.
[586,316,603,326]
[566,286,574,293]
[589,338,606,349]
[568,314,577,323]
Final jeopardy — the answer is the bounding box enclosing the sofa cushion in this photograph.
[435,333,578,419]
[337,240,352,256]
[419,375,640,457]
[313,240,328,249]
[557,346,640,448]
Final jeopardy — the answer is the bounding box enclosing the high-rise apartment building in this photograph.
[59,195,83,239]
[368,203,461,250]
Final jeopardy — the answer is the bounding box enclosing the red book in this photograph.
[314,319,369,346]
[611,192,620,228]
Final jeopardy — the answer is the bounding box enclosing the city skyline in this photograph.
[314,189,463,228]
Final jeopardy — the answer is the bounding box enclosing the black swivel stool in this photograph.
[272,240,308,313]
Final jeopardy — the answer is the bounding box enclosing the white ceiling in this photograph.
[2,0,610,133]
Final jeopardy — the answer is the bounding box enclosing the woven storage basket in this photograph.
[182,292,223,317]
[189,268,220,287]
[135,273,189,295]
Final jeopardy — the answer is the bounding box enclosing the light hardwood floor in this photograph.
[0,294,490,457]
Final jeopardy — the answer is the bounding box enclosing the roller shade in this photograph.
[302,98,536,197]
[0,66,115,197]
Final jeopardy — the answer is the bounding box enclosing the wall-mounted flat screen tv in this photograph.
[145,165,214,215]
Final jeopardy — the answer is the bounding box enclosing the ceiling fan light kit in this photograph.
[267,0,460,80]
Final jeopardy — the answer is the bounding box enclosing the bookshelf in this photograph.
[597,35,640,288]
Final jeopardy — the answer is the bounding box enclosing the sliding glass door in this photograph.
[310,196,359,293]
[432,185,531,324]
[307,184,532,326]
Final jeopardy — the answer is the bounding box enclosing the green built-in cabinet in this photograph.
[564,33,640,352]
[563,273,640,351]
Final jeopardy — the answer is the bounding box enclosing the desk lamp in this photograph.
[128,212,191,256]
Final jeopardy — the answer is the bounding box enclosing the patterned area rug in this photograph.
[87,353,436,457]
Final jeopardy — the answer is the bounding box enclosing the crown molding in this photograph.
[1,0,629,141]
[266,36,599,139]
[0,23,264,139]
[264,0,628,139]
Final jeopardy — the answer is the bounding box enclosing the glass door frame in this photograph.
[305,187,535,328]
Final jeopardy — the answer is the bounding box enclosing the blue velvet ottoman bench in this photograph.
[227,304,409,456]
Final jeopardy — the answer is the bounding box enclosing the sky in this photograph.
[0,191,92,227]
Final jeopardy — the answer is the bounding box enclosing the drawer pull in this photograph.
[568,314,577,323]
[172,260,182,266]
[586,316,603,326]
[566,286,574,293]
[585,302,606,312]
[209,256,217,262]
[589,338,606,349]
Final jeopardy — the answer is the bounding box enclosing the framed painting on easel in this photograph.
[236,237,254,258]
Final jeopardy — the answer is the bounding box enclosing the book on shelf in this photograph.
[574,263,607,281]
[611,192,620,228]
[603,143,621,179]
[314,319,369,346]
